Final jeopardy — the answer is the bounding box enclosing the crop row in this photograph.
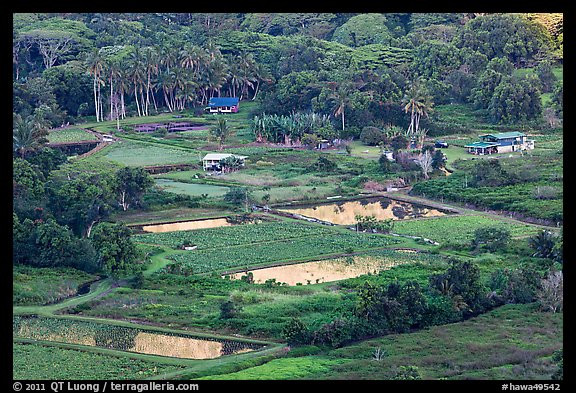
[13,342,187,380]
[165,232,400,274]
[134,220,338,249]
[13,316,264,358]
[392,214,541,245]
[47,128,99,143]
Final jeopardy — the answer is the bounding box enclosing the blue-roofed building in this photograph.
[465,132,535,155]
[206,97,240,113]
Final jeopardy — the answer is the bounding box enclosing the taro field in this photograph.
[13,315,269,360]
[392,214,541,246]
[133,220,405,274]
[46,127,99,143]
[13,342,188,380]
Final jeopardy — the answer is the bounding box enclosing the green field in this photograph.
[393,214,540,246]
[47,128,99,143]
[13,342,188,380]
[154,179,230,197]
[88,139,202,167]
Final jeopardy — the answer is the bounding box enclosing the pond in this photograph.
[142,218,232,233]
[226,252,417,286]
[13,316,264,360]
[278,197,448,225]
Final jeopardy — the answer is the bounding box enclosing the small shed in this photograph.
[202,153,248,171]
[206,97,240,113]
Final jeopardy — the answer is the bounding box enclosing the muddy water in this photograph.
[279,198,446,225]
[227,255,409,285]
[13,316,262,359]
[142,218,232,233]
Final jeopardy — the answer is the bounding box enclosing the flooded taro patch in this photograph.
[226,250,430,285]
[13,316,265,360]
[142,217,233,233]
[278,197,450,225]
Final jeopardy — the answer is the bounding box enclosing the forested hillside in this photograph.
[13,12,563,133]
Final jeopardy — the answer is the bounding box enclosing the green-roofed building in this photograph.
[465,132,535,155]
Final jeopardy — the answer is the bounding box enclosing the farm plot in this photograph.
[154,179,230,197]
[93,140,201,167]
[133,220,339,250]
[134,220,403,274]
[228,249,448,286]
[392,214,541,246]
[47,128,99,143]
[163,231,401,274]
[13,342,188,380]
[13,316,266,360]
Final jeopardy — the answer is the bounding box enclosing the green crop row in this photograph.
[165,231,400,274]
[13,342,187,380]
[46,128,99,143]
[392,215,541,245]
[134,220,339,250]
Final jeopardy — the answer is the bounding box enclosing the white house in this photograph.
[202,153,248,171]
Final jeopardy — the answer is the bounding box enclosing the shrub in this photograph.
[282,318,312,346]
[359,126,387,146]
[471,226,511,253]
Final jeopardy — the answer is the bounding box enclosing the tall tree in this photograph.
[209,117,232,150]
[85,48,105,122]
[113,167,154,211]
[330,82,354,132]
[402,78,433,145]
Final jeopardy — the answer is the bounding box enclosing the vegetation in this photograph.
[13,12,562,381]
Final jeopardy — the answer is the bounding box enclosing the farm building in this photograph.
[465,132,535,155]
[202,153,248,171]
[206,97,240,113]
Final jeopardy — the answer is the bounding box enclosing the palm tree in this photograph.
[128,47,146,117]
[206,58,229,99]
[402,78,434,146]
[330,83,354,132]
[209,117,232,150]
[251,62,272,101]
[13,114,48,158]
[86,48,105,122]
[225,54,242,98]
[143,46,159,115]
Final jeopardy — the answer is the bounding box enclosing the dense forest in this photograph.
[13,12,563,135]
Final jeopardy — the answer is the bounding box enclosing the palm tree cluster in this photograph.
[401,78,434,149]
[85,41,269,124]
[252,112,334,146]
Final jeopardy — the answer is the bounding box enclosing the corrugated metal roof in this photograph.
[202,153,248,160]
[464,142,500,148]
[480,132,525,139]
[207,97,239,107]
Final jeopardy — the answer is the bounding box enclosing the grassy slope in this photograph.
[200,303,561,380]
